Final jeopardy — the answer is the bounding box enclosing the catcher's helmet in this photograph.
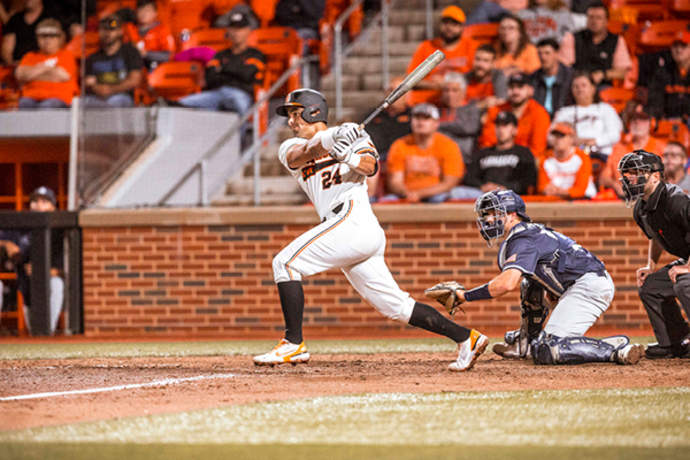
[617,150,664,206]
[474,190,530,246]
[276,88,328,123]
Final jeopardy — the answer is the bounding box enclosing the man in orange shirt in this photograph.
[464,44,507,111]
[130,0,175,69]
[538,122,597,199]
[386,103,465,203]
[478,72,550,157]
[15,18,77,108]
[406,6,479,106]
[599,111,666,198]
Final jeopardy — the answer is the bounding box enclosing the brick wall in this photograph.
[80,203,665,337]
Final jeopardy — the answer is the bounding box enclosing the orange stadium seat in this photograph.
[638,20,690,52]
[655,120,690,149]
[65,31,101,59]
[0,273,25,335]
[670,0,690,17]
[249,27,303,94]
[211,0,244,15]
[599,87,635,113]
[96,0,137,17]
[607,0,670,20]
[251,0,279,28]
[161,0,214,47]
[0,65,19,110]
[463,22,499,45]
[608,20,640,55]
[147,61,203,100]
[181,28,232,52]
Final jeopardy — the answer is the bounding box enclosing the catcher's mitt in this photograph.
[424,281,465,315]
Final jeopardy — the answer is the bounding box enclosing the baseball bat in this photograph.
[359,50,445,128]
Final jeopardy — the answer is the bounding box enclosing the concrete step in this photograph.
[225,175,302,196]
[212,193,306,207]
[361,25,406,44]
[340,55,410,75]
[389,9,427,26]
[354,40,419,57]
[321,73,359,91]
[406,24,426,42]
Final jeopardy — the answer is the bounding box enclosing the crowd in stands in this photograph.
[0,0,689,205]
[366,1,690,204]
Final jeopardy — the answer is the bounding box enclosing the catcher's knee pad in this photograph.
[531,333,617,365]
[272,251,302,283]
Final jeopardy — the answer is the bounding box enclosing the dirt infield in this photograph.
[2,352,688,432]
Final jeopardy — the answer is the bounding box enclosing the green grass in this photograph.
[0,337,658,360]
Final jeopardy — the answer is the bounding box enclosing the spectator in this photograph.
[538,122,596,199]
[0,1,21,25]
[464,44,507,111]
[274,0,325,43]
[438,72,482,166]
[466,0,527,24]
[599,111,665,197]
[647,31,690,126]
[464,111,537,196]
[83,14,143,108]
[0,187,64,336]
[385,103,465,203]
[559,1,632,88]
[366,76,411,200]
[663,142,690,193]
[406,6,478,106]
[478,71,551,157]
[517,0,583,44]
[15,18,77,109]
[530,37,573,117]
[552,71,623,159]
[179,11,265,115]
[129,0,175,69]
[493,14,540,77]
[1,0,52,65]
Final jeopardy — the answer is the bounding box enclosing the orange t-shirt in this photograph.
[538,147,595,198]
[126,22,176,54]
[479,99,551,156]
[18,49,78,105]
[465,79,495,103]
[406,36,479,106]
[387,132,465,191]
[494,43,540,75]
[601,136,666,184]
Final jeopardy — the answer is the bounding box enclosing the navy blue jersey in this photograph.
[497,222,605,296]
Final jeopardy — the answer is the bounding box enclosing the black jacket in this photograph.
[205,47,266,95]
[647,58,690,122]
[530,63,573,117]
[633,183,690,260]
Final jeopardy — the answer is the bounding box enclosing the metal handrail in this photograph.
[425,0,433,40]
[334,0,367,120]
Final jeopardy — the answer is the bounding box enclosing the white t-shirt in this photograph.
[278,133,377,220]
[552,102,623,157]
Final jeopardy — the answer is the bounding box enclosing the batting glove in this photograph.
[334,123,361,145]
[331,139,353,163]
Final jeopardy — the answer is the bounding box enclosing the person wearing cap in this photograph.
[558,1,632,88]
[0,186,64,336]
[530,37,573,117]
[599,111,665,198]
[386,103,465,203]
[493,14,540,77]
[466,0,528,25]
[538,121,597,199]
[439,188,643,365]
[552,71,623,159]
[1,0,52,65]
[405,6,479,106]
[438,72,482,166]
[128,0,175,69]
[464,44,508,111]
[478,71,551,157]
[618,150,690,359]
[647,30,690,125]
[662,142,690,194]
[83,14,144,108]
[14,18,78,109]
[178,11,265,115]
[463,111,537,196]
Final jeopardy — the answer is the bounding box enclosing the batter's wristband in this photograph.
[344,152,361,169]
[464,283,492,302]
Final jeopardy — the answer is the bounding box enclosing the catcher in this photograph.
[425,189,644,365]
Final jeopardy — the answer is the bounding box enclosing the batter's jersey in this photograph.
[278,134,377,220]
[497,222,605,297]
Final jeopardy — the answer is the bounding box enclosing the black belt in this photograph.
[322,203,344,223]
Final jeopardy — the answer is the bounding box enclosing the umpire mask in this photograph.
[618,150,664,207]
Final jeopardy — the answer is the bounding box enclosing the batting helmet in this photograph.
[276,89,328,124]
[474,190,530,246]
[617,150,664,206]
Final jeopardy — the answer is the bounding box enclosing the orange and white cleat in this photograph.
[449,329,488,372]
[253,338,310,366]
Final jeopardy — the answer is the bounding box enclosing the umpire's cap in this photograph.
[276,89,328,124]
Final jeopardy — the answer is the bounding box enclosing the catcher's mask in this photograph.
[617,150,664,207]
[474,190,530,247]
[276,88,328,124]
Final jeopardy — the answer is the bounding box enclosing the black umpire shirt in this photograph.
[633,182,690,260]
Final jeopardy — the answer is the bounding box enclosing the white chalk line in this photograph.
[0,373,238,401]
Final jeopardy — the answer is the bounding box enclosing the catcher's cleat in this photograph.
[253,339,310,366]
[615,343,644,365]
[449,329,488,372]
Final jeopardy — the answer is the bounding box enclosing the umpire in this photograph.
[618,150,690,359]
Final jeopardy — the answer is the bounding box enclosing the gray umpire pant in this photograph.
[638,259,690,347]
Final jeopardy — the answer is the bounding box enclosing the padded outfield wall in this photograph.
[79,202,669,337]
